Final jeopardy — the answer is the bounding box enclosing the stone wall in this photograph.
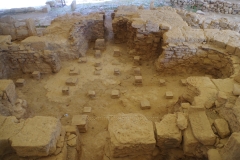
[69,13,104,57]
[176,9,240,32]
[44,13,104,59]
[0,36,61,78]
[112,6,188,60]
[171,0,240,15]
[155,28,239,78]
[0,16,37,40]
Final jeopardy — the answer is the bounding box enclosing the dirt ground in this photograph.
[3,1,240,159]
[9,11,200,160]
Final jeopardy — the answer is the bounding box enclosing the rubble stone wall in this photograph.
[0,42,61,78]
[176,9,240,32]
[112,6,188,60]
[0,16,37,40]
[155,28,239,78]
[171,0,240,15]
[69,13,104,57]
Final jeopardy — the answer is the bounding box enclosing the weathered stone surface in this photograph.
[10,116,61,157]
[188,107,216,145]
[0,79,17,104]
[155,114,182,148]
[220,132,240,160]
[207,149,222,160]
[176,112,188,130]
[108,113,156,157]
[0,35,11,44]
[0,116,24,156]
[21,36,48,50]
[214,119,230,139]
[183,122,201,156]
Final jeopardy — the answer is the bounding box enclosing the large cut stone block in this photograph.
[0,116,24,156]
[0,79,17,104]
[10,116,61,157]
[108,113,156,157]
[220,132,240,160]
[207,149,222,160]
[188,107,216,145]
[21,36,48,50]
[183,122,200,156]
[155,114,182,148]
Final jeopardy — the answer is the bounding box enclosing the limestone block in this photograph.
[183,122,200,156]
[113,48,121,57]
[134,67,141,75]
[217,91,227,104]
[95,62,101,67]
[181,103,190,109]
[32,71,41,80]
[159,79,166,86]
[15,79,25,87]
[0,116,24,156]
[65,78,78,86]
[21,36,48,50]
[108,113,156,157]
[135,76,142,84]
[62,86,69,95]
[26,19,37,36]
[94,71,101,75]
[180,79,187,86]
[233,84,240,96]
[95,50,101,58]
[16,28,28,37]
[165,91,173,99]
[140,99,151,109]
[72,115,88,133]
[176,112,188,130]
[114,68,120,75]
[0,79,16,104]
[95,39,105,50]
[78,57,87,63]
[207,149,222,160]
[88,90,95,98]
[188,107,216,145]
[83,107,91,113]
[69,69,79,76]
[214,119,230,138]
[220,132,240,160]
[111,90,120,99]
[0,35,11,44]
[155,114,182,148]
[10,116,61,157]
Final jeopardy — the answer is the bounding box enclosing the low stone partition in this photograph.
[171,0,240,15]
[155,28,239,78]
[0,16,37,40]
[0,36,61,76]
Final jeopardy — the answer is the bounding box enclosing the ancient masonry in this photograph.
[1,4,240,160]
[171,0,240,15]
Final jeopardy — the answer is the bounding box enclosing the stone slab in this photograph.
[188,107,216,145]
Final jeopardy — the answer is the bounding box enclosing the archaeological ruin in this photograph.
[1,0,240,159]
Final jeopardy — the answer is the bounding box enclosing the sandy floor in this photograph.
[9,11,202,160]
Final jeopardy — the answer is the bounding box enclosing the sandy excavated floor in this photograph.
[4,2,240,159]
[9,12,205,160]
